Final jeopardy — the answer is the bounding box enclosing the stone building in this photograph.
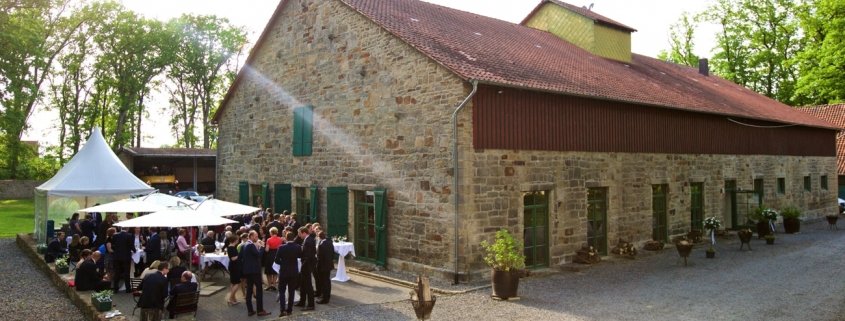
[799,104,845,198]
[213,0,838,281]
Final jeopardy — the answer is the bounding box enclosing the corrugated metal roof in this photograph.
[120,147,216,158]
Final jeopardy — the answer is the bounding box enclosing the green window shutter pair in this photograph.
[262,183,271,209]
[238,181,249,205]
[292,105,314,156]
[274,184,292,213]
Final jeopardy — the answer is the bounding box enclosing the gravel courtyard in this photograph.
[289,219,845,321]
[13,218,845,321]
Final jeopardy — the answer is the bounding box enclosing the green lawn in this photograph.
[0,199,34,238]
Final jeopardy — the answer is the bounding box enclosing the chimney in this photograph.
[698,58,709,76]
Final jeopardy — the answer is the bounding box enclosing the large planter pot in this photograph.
[756,221,771,239]
[56,266,68,274]
[491,269,520,300]
[783,218,801,234]
[826,215,838,228]
[705,250,715,258]
[91,297,112,312]
[675,241,693,266]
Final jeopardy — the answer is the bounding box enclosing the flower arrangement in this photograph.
[331,235,348,242]
[480,229,526,271]
[55,255,68,269]
[702,217,721,231]
[92,290,113,302]
[761,208,778,221]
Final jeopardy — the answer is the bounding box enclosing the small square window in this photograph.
[821,175,828,190]
[777,178,785,194]
[804,176,811,191]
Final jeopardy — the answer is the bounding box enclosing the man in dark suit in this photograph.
[200,231,216,253]
[138,262,170,321]
[166,271,198,318]
[46,231,68,263]
[266,214,283,238]
[295,226,316,310]
[80,214,96,241]
[75,250,109,291]
[288,213,301,234]
[241,231,270,317]
[315,231,335,304]
[274,231,302,317]
[146,228,161,265]
[111,227,135,293]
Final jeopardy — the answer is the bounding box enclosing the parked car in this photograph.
[174,190,207,202]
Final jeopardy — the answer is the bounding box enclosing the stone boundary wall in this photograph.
[0,180,43,199]
[17,234,107,321]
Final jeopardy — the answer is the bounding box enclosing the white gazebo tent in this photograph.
[34,127,154,242]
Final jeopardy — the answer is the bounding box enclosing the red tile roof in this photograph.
[215,0,837,131]
[339,0,835,129]
[521,0,637,32]
[798,104,845,174]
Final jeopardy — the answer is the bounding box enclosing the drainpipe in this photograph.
[452,80,478,285]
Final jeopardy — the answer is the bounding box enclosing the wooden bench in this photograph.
[166,291,200,319]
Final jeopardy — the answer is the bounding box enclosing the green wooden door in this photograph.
[652,184,668,242]
[354,191,376,262]
[326,186,349,238]
[309,185,319,223]
[690,182,704,231]
[262,183,271,209]
[373,188,387,267]
[725,180,738,228]
[587,187,608,255]
[523,191,549,268]
[238,181,249,205]
[274,184,292,213]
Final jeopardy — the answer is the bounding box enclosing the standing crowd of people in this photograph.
[53,207,336,319]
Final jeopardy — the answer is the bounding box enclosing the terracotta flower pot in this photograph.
[491,269,520,300]
[756,221,771,239]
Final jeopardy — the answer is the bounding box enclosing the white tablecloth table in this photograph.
[131,247,146,264]
[332,241,355,282]
[200,253,230,269]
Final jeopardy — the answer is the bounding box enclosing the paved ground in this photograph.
[21,218,845,320]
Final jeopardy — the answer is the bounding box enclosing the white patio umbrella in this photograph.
[138,192,197,207]
[78,198,168,213]
[114,207,236,228]
[191,198,260,217]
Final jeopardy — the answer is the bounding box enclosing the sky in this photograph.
[24,0,719,148]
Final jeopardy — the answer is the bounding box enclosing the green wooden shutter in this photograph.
[238,181,249,205]
[309,185,319,223]
[373,188,387,267]
[302,105,313,156]
[326,186,349,238]
[274,183,292,212]
[262,182,270,209]
[292,106,313,156]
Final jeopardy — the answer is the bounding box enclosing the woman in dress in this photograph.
[226,234,242,305]
[68,213,82,237]
[103,227,116,280]
[263,227,282,291]
[131,227,147,277]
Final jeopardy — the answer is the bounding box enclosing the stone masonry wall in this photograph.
[216,0,469,278]
[460,150,837,279]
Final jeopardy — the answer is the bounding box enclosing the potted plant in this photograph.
[826,214,838,228]
[91,290,113,312]
[737,228,753,251]
[765,234,775,245]
[781,206,801,234]
[675,238,693,266]
[750,207,777,238]
[702,217,721,258]
[480,229,526,300]
[55,255,69,274]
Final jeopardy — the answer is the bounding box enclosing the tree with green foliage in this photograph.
[166,14,246,149]
[700,0,802,105]
[793,0,845,105]
[657,12,700,67]
[0,0,82,178]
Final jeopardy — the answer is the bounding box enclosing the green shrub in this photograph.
[780,206,801,219]
[480,229,526,271]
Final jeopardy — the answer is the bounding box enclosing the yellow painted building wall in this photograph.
[593,24,632,63]
[524,3,632,63]
[524,3,594,52]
